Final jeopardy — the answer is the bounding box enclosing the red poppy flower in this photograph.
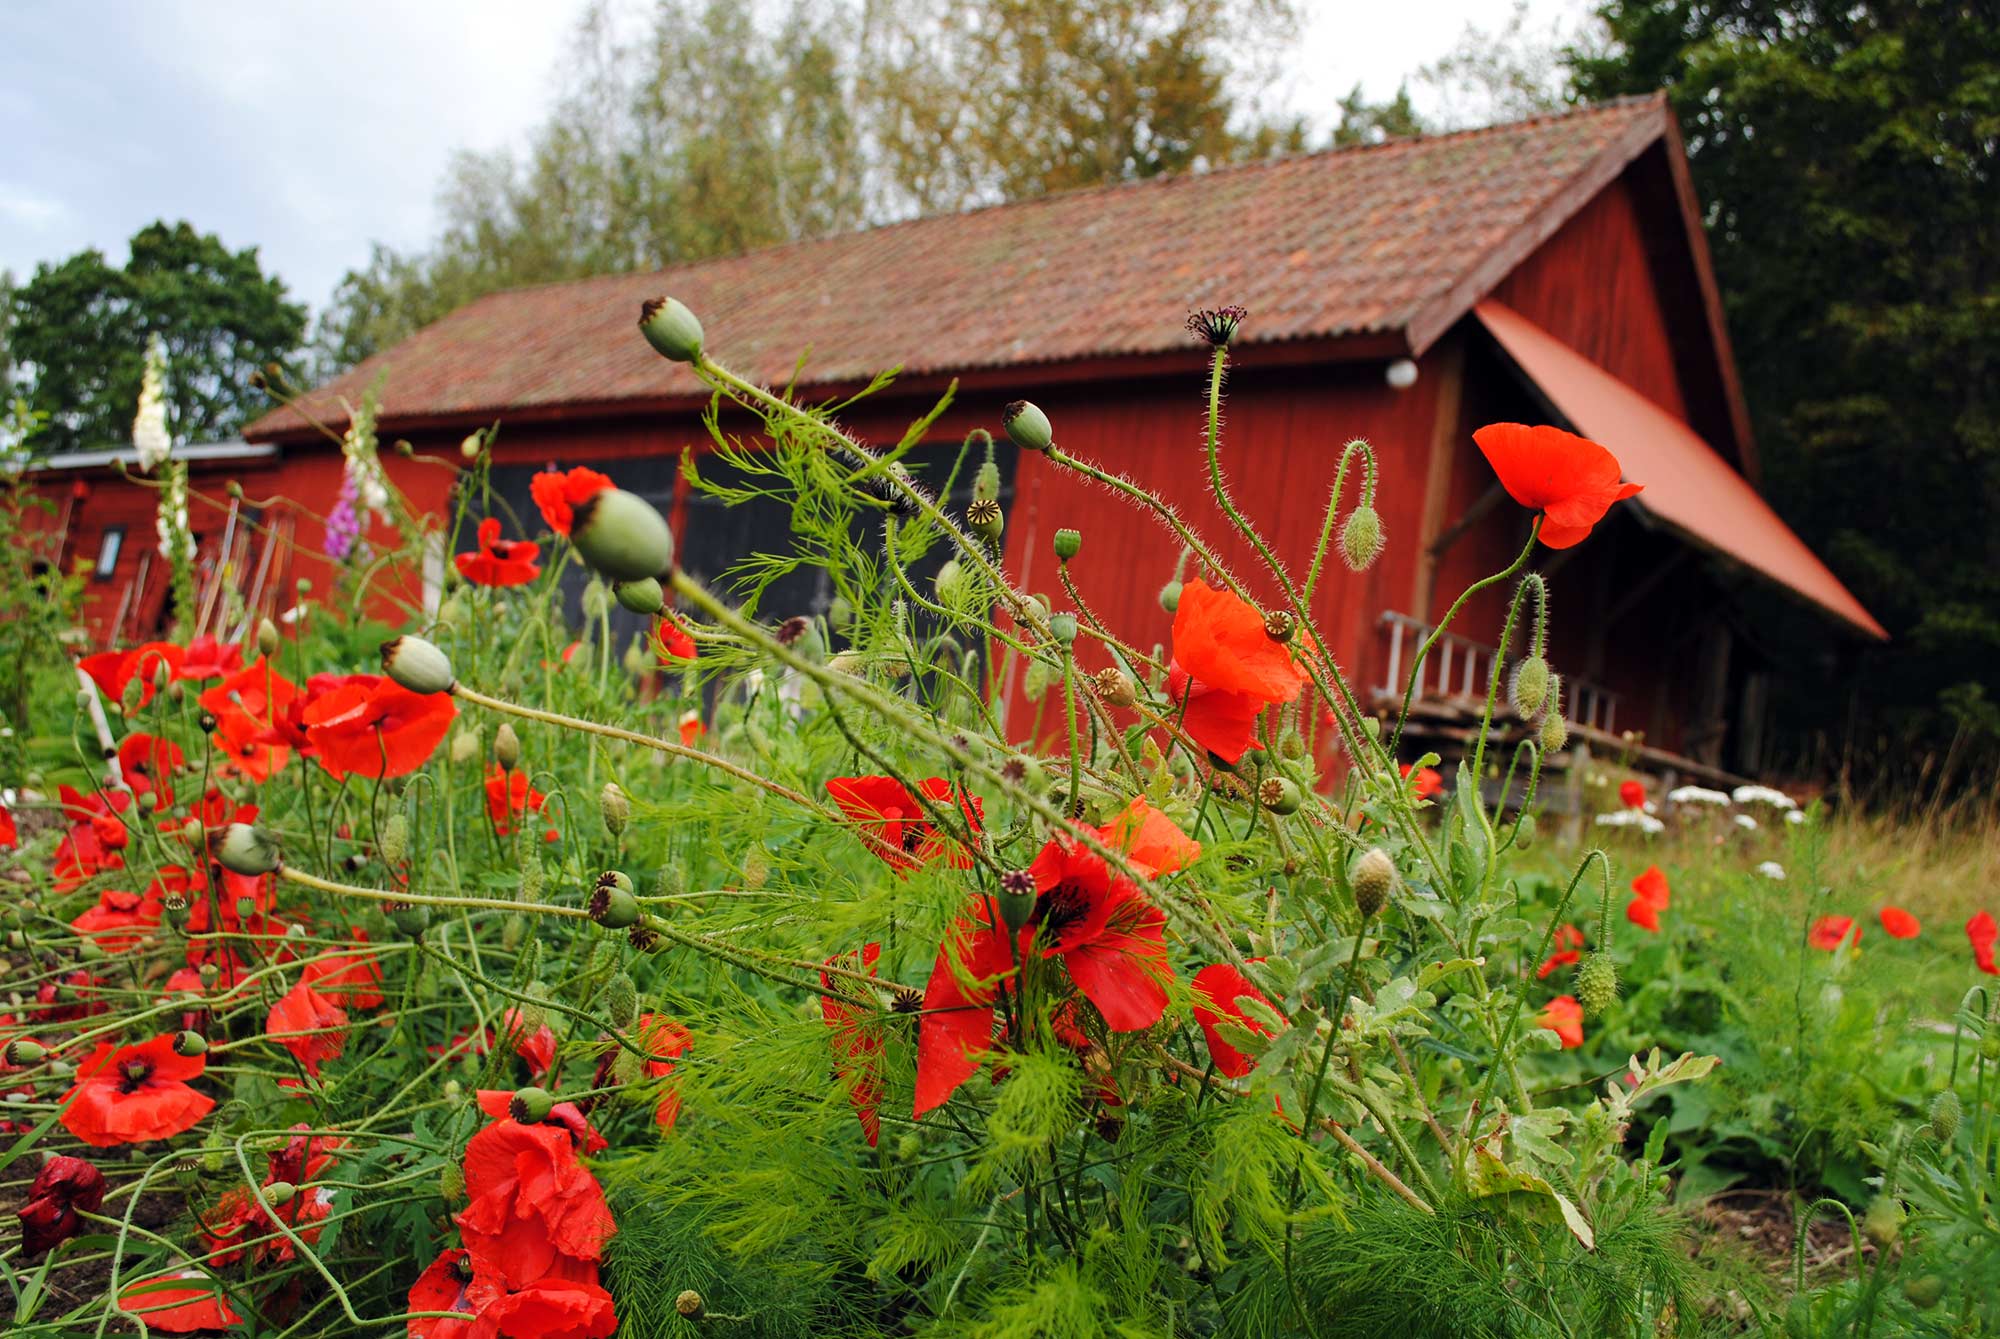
[301,675,457,780]
[1878,906,1921,940]
[177,634,244,682]
[409,1248,477,1338]
[498,1008,559,1080]
[457,517,544,587]
[485,765,554,840]
[820,944,885,1146]
[457,1119,616,1288]
[1537,995,1584,1049]
[60,1034,215,1147]
[827,775,983,872]
[634,1013,692,1130]
[1094,799,1200,878]
[1627,864,1671,936]
[79,641,185,709]
[1471,423,1644,549]
[1191,962,1277,1079]
[914,899,1018,1117]
[71,884,164,952]
[37,968,107,1024]
[117,732,184,810]
[1809,915,1859,951]
[1401,763,1444,801]
[1967,912,1997,975]
[202,1126,341,1266]
[475,1089,607,1155]
[18,1154,106,1255]
[0,803,14,849]
[1625,897,1661,933]
[530,467,614,537]
[678,712,703,748]
[53,785,131,890]
[266,981,349,1076]
[1536,924,1586,979]
[1618,779,1646,810]
[1166,581,1307,763]
[465,1270,618,1339]
[302,932,386,1009]
[201,659,300,781]
[117,1272,241,1332]
[655,612,697,664]
[1025,839,1174,1032]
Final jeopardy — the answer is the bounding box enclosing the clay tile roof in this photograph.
[249,96,1669,441]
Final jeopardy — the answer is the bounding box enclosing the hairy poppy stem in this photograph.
[278,865,589,919]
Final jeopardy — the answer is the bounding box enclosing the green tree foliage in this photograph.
[1570,0,2000,778]
[7,221,306,454]
[312,0,1302,374]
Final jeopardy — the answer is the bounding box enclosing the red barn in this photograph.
[43,94,1882,783]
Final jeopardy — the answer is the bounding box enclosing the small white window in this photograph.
[94,526,125,581]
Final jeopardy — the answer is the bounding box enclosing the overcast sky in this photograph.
[0,1,1573,317]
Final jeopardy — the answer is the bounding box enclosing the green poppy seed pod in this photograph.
[263,1180,297,1208]
[1902,1275,1944,1310]
[77,937,106,961]
[1929,1088,1962,1142]
[1509,656,1551,719]
[509,1086,556,1125]
[570,488,675,582]
[214,823,282,876]
[1048,613,1078,646]
[393,902,431,939]
[605,971,638,1030]
[600,782,630,837]
[438,1162,466,1203]
[4,1039,46,1066]
[614,577,665,615]
[198,962,220,986]
[974,457,1002,504]
[381,812,409,866]
[234,895,258,923]
[1002,400,1053,452]
[1576,951,1618,1016]
[1862,1195,1904,1251]
[590,881,640,930]
[1351,847,1396,919]
[493,723,521,772]
[934,559,969,605]
[379,635,455,695]
[171,1030,207,1057]
[1262,609,1294,642]
[966,497,1004,542]
[1339,505,1385,572]
[1092,667,1136,708]
[1259,776,1303,815]
[1053,528,1081,561]
[676,1291,706,1320]
[1158,580,1182,614]
[257,618,280,657]
[638,296,704,364]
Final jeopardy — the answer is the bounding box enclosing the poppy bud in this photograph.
[1576,952,1618,1016]
[172,1030,207,1058]
[590,881,640,930]
[450,729,479,766]
[570,488,676,582]
[382,812,409,866]
[676,1291,706,1320]
[605,971,638,1029]
[1351,848,1395,919]
[1862,1195,1903,1250]
[638,296,704,364]
[995,869,1037,935]
[393,903,431,938]
[152,659,172,690]
[257,618,280,656]
[1053,528,1081,561]
[509,1085,556,1125]
[1929,1088,1962,1142]
[935,559,969,606]
[263,1180,297,1208]
[1902,1276,1944,1310]
[1339,505,1384,572]
[743,847,770,891]
[581,579,610,619]
[121,678,144,715]
[1984,1034,2000,1063]
[974,456,1002,504]
[380,636,455,695]
[1002,400,1053,452]
[494,724,521,772]
[439,1163,466,1202]
[615,577,665,615]
[600,783,630,837]
[1048,614,1077,646]
[1158,580,1182,613]
[4,1039,46,1066]
[1259,776,1303,814]
[1537,701,1569,755]
[213,823,282,876]
[1262,610,1294,643]
[1509,656,1551,719]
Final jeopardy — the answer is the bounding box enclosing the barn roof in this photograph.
[249,95,1692,442]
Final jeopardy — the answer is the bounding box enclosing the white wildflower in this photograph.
[340,387,390,517]
[155,460,194,563]
[1784,809,1806,825]
[1756,861,1786,880]
[1667,785,1731,806]
[132,333,172,472]
[1731,784,1798,810]
[1733,813,1759,831]
[1595,810,1665,834]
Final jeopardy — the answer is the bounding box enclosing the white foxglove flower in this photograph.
[132,334,172,472]
[155,460,194,563]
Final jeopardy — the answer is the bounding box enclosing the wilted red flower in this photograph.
[634,1013,692,1131]
[1878,906,1921,940]
[1401,763,1444,801]
[655,612,697,664]
[1537,995,1584,1049]
[117,1272,241,1332]
[1537,924,1586,979]
[266,981,349,1077]
[1966,911,1997,975]
[408,1247,476,1338]
[1471,423,1643,549]
[820,944,885,1146]
[202,1125,341,1266]
[1094,798,1200,878]
[827,775,983,872]
[457,517,543,587]
[18,1154,106,1255]
[301,675,457,780]
[37,968,108,1024]
[485,765,555,840]
[1809,915,1859,951]
[458,1117,616,1288]
[1191,962,1276,1079]
[530,466,614,537]
[1166,580,1307,764]
[60,1034,215,1147]
[1618,779,1646,810]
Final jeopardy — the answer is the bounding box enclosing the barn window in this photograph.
[93,526,125,582]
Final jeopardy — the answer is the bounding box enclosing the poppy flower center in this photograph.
[1038,882,1091,941]
[119,1059,154,1093]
